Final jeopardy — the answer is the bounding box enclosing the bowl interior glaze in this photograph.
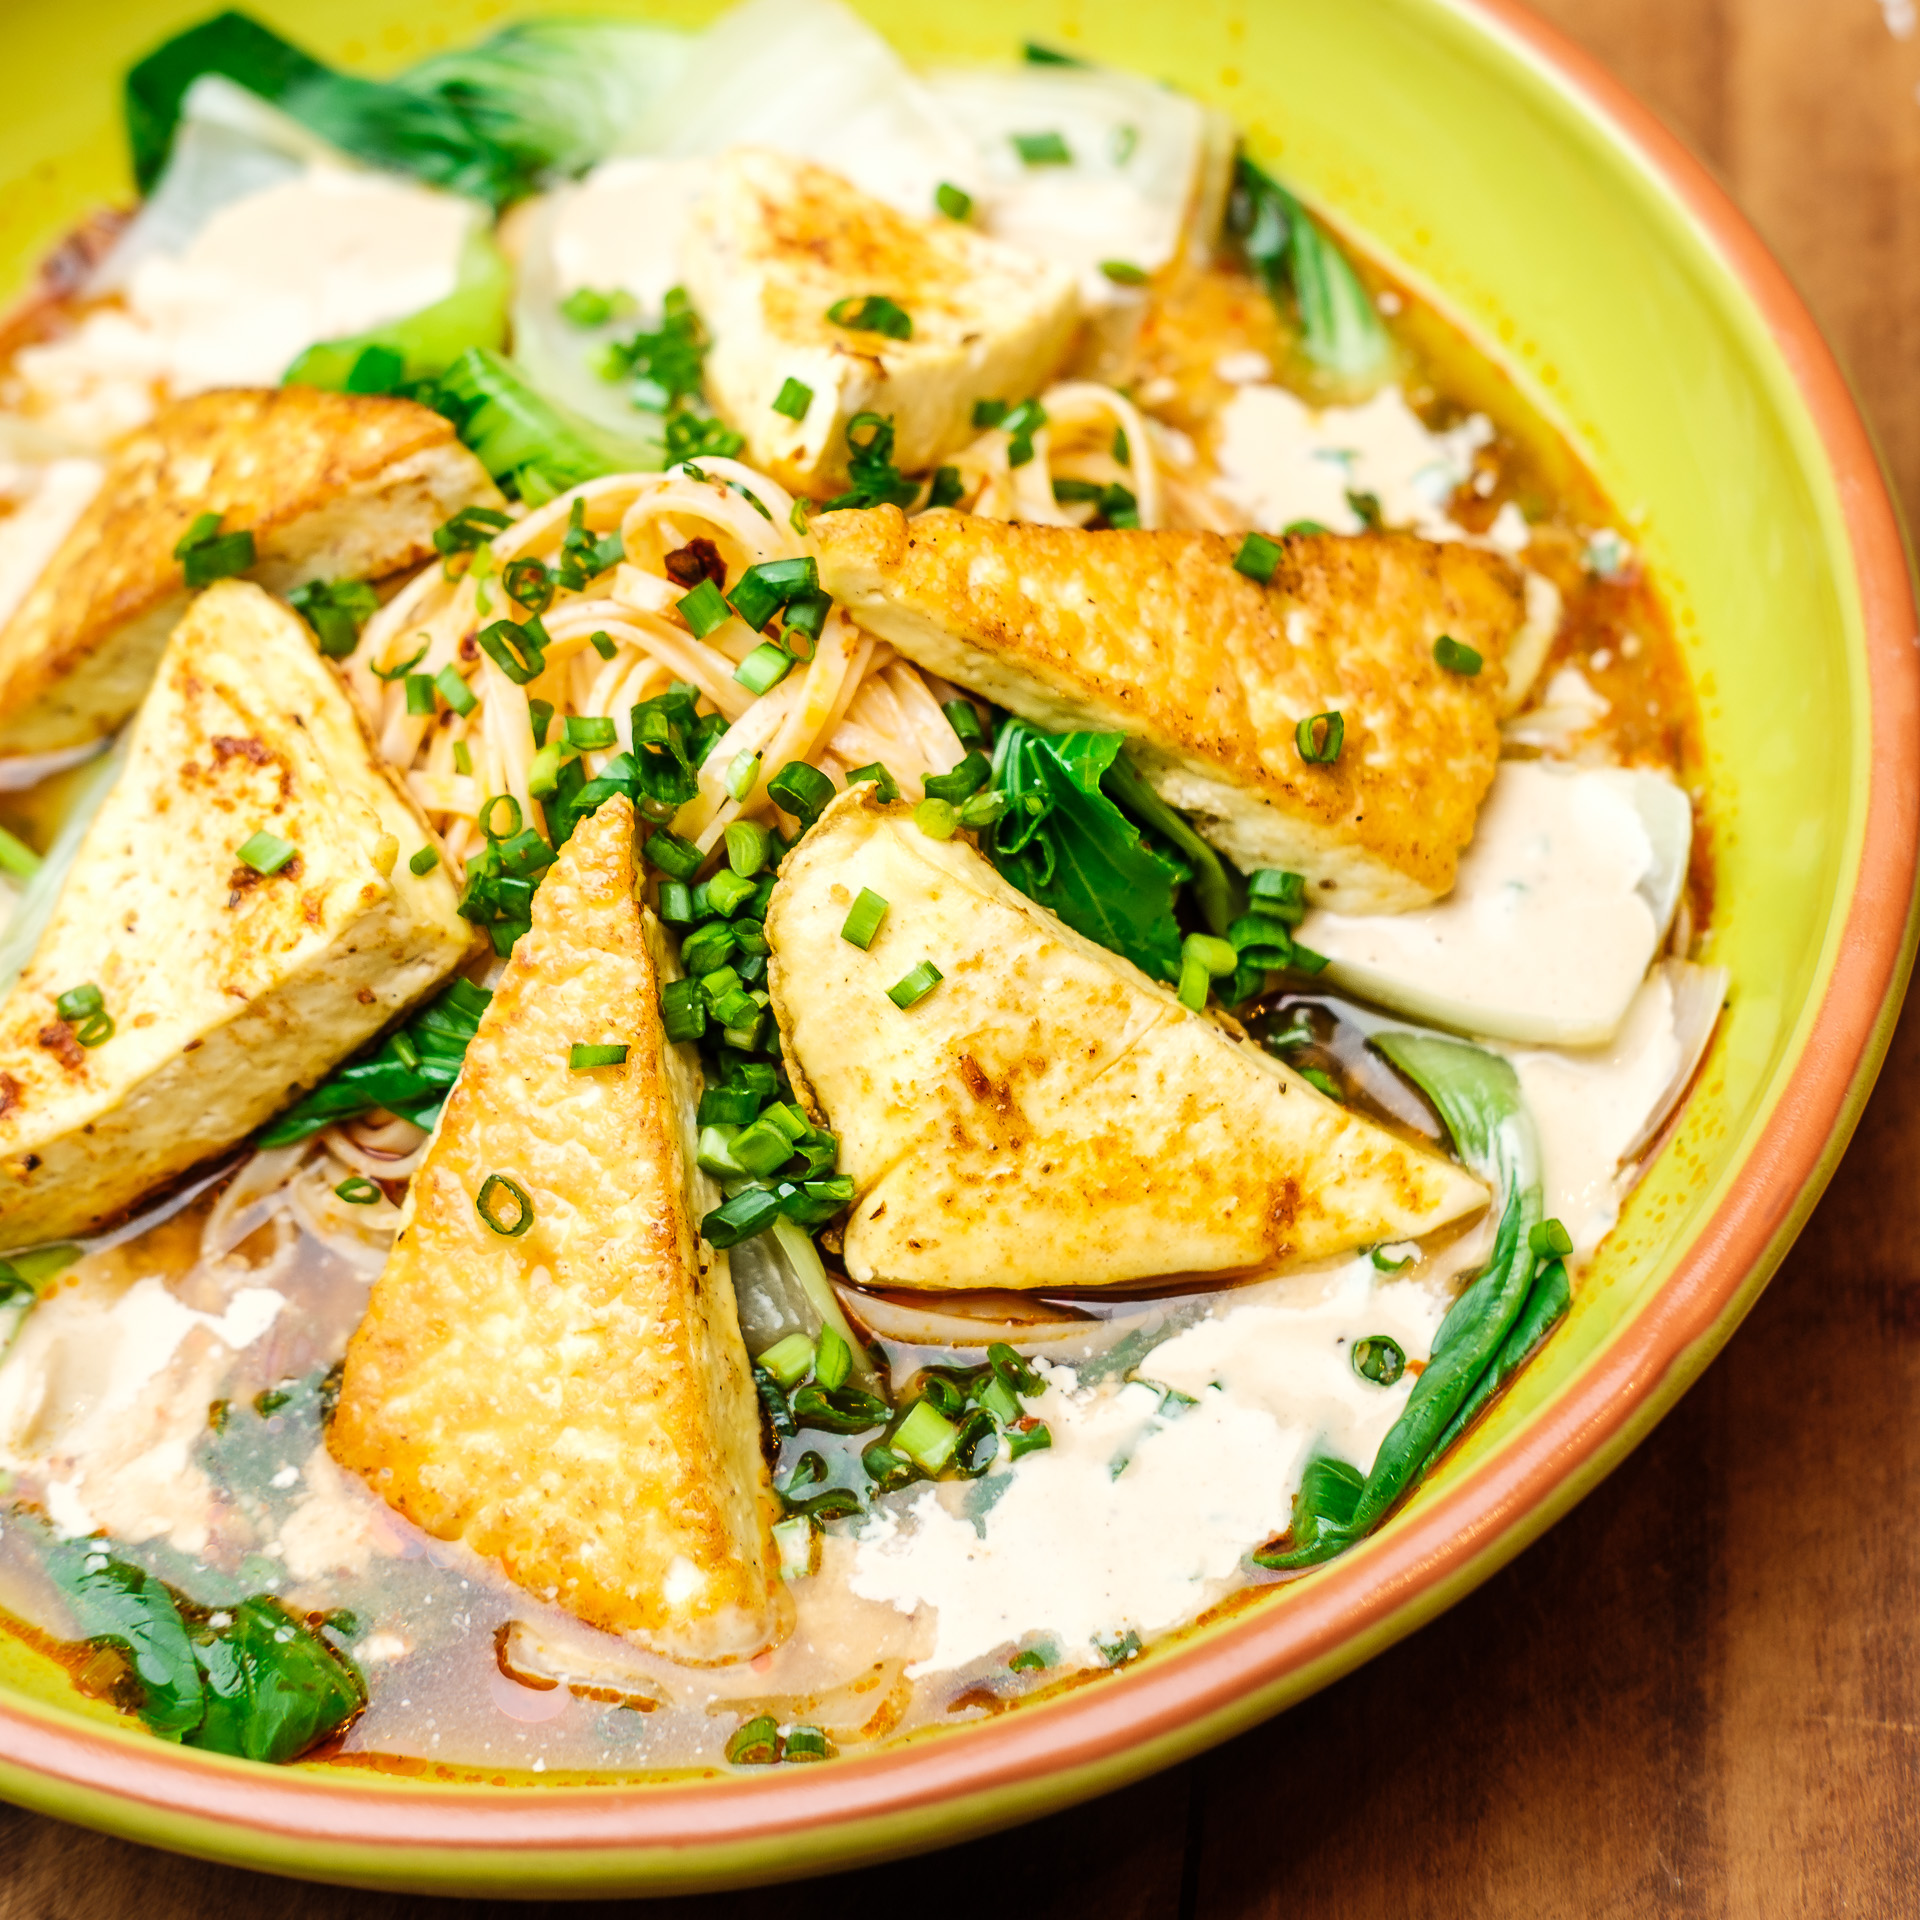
[0,0,1910,1893]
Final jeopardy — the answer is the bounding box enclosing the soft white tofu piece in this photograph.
[0,580,473,1245]
[331,796,787,1663]
[681,148,1080,494]
[766,787,1488,1290]
[1300,761,1694,1046]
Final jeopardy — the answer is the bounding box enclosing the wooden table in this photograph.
[5,1,1918,1911]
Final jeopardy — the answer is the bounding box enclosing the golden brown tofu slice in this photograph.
[814,508,1523,912]
[767,787,1488,1290]
[329,796,787,1663]
[0,386,503,755]
[0,579,472,1244]
[683,148,1080,495]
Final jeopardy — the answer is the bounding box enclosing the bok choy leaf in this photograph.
[987,723,1186,983]
[1258,1033,1563,1570]
[1225,155,1390,385]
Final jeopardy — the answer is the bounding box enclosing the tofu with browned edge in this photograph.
[329,796,788,1664]
[767,787,1489,1290]
[0,579,472,1244]
[0,386,503,755]
[682,148,1079,495]
[814,508,1523,913]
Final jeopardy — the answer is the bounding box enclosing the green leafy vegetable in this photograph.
[1225,155,1390,384]
[987,723,1186,982]
[1257,1034,1549,1569]
[47,1544,204,1740]
[258,976,492,1145]
[126,10,681,208]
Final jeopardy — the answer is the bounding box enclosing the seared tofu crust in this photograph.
[767,788,1488,1290]
[683,148,1079,494]
[330,797,788,1663]
[0,386,502,754]
[0,580,471,1243]
[815,508,1523,912]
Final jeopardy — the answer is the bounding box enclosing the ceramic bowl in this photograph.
[0,0,1912,1893]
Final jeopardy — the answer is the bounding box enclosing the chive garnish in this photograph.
[942,700,988,750]
[435,664,477,717]
[887,960,943,1010]
[334,1176,381,1205]
[660,976,707,1042]
[479,794,522,842]
[729,556,820,631]
[408,846,440,876]
[768,761,834,829]
[840,888,889,950]
[564,715,617,750]
[1011,131,1072,166]
[589,630,618,661]
[936,181,973,221]
[1295,710,1344,764]
[236,830,297,876]
[914,797,958,840]
[173,511,255,589]
[826,294,913,341]
[772,376,814,420]
[734,644,793,694]
[1433,634,1483,676]
[404,673,435,717]
[1530,1217,1573,1260]
[702,1187,781,1249]
[503,557,555,614]
[54,983,114,1048]
[844,762,898,802]
[677,579,731,639]
[1351,1335,1406,1387]
[1233,531,1281,584]
[725,750,763,802]
[783,1725,832,1764]
[475,1173,534,1237]
[644,829,703,882]
[568,1043,629,1070]
[477,618,547,685]
[433,505,512,557]
[725,1715,782,1766]
[725,820,773,876]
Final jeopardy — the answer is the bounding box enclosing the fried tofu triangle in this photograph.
[0,386,502,755]
[814,508,1523,913]
[768,788,1488,1291]
[330,797,788,1663]
[0,579,471,1244]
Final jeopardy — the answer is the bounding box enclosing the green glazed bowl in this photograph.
[0,0,1913,1893]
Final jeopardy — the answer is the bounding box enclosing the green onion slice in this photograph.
[886,960,943,1010]
[435,664,478,717]
[677,578,731,639]
[568,1042,630,1070]
[734,643,793,695]
[1295,710,1345,764]
[475,1172,534,1237]
[1100,259,1148,285]
[476,618,548,685]
[1529,1217,1573,1260]
[1233,531,1281,584]
[1434,634,1484,676]
[479,794,523,841]
[825,294,913,341]
[772,376,814,420]
[334,1176,382,1206]
[408,846,440,876]
[235,830,297,875]
[840,888,888,950]
[1351,1334,1407,1386]
[1011,130,1072,166]
[768,761,834,828]
[936,182,973,221]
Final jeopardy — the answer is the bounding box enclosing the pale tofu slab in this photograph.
[0,386,502,754]
[682,147,1079,494]
[767,788,1488,1290]
[0,580,472,1244]
[329,797,787,1663]
[815,508,1523,913]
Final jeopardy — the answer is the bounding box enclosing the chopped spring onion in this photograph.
[658,881,695,925]
[334,1176,381,1206]
[1300,1065,1343,1101]
[728,556,820,630]
[1100,260,1149,285]
[783,1724,831,1764]
[725,1715,782,1766]
[768,761,834,829]
[757,1333,816,1389]
[1530,1217,1573,1260]
[942,699,988,750]
[677,578,731,639]
[568,1043,629,1070]
[528,700,555,748]
[402,674,433,719]
[528,743,566,796]
[1295,710,1345,764]
[475,1172,534,1237]
[433,505,513,556]
[914,797,958,840]
[0,825,41,882]
[235,831,297,876]
[453,741,474,776]
[1113,425,1131,464]
[1351,1334,1407,1387]
[286,578,379,660]
[479,794,523,841]
[172,512,255,588]
[708,869,759,915]
[726,820,773,876]
[815,1327,853,1392]
[1248,868,1307,916]
[1233,531,1281,584]
[843,762,898,803]
[825,294,913,341]
[563,715,617,751]
[1009,1649,1048,1673]
[645,829,703,882]
[1371,1246,1414,1273]
[936,181,973,221]
[408,846,440,876]
[893,1399,960,1472]
[502,556,555,614]
[1011,130,1072,166]
[1024,39,1085,63]
[923,751,989,803]
[1434,634,1483,676]
[660,976,706,1042]
[589,630,618,661]
[1177,932,1238,1011]
[734,643,794,695]
[434,664,477,717]
[725,750,764,802]
[958,790,1005,830]
[373,642,429,684]
[772,377,814,420]
[560,287,633,329]
[477,618,548,685]
[928,466,964,510]
[998,397,1047,467]
[1285,519,1330,535]
[55,982,113,1048]
[887,960,943,1010]
[840,888,888,950]
[703,1186,781,1249]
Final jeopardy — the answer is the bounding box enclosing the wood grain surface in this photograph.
[5,1,1919,1912]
